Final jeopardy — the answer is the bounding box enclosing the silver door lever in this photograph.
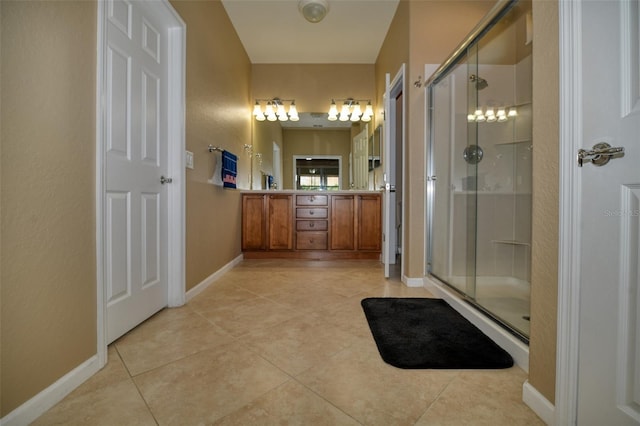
[577,142,624,167]
[160,176,173,184]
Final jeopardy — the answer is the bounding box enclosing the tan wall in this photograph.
[529,0,559,403]
[170,1,252,291]
[282,129,352,190]
[1,1,97,415]
[375,0,494,278]
[374,0,409,191]
[252,64,375,114]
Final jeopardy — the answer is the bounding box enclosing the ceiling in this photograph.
[220,0,400,64]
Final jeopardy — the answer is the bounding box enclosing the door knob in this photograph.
[160,176,173,184]
[577,142,624,167]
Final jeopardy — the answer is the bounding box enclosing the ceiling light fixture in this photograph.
[253,98,299,122]
[298,0,329,23]
[328,98,373,122]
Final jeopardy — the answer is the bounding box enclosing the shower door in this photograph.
[428,57,478,300]
[427,0,532,341]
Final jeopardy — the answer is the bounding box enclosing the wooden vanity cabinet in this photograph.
[241,192,381,259]
[241,193,293,251]
[330,195,355,250]
[330,194,382,252]
[295,194,328,250]
[266,194,293,250]
[241,194,266,250]
[357,194,382,251]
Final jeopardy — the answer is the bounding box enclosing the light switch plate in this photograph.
[185,150,194,169]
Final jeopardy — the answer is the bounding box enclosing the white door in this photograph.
[353,127,368,190]
[104,0,174,343]
[560,0,640,424]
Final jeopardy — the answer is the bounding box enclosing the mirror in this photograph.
[252,112,376,190]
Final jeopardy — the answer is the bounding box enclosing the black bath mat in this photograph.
[361,298,513,369]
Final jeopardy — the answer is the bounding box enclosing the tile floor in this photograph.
[34,259,544,425]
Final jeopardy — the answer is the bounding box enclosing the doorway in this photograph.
[383,65,405,278]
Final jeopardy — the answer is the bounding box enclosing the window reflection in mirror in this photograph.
[294,156,341,190]
[369,124,382,171]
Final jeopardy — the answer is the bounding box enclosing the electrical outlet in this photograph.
[185,150,194,169]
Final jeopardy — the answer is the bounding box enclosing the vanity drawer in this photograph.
[296,220,327,231]
[296,207,328,219]
[296,195,328,206]
[296,232,328,250]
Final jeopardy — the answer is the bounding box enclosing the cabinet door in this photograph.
[358,194,382,251]
[268,194,293,250]
[242,194,266,250]
[330,195,355,250]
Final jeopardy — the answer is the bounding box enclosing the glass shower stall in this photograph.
[426,0,532,341]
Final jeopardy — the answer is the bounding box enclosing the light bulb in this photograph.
[508,107,517,117]
[340,102,350,117]
[328,100,338,116]
[264,102,274,116]
[467,114,475,122]
[252,101,262,117]
[364,102,373,118]
[288,102,299,121]
[350,103,362,121]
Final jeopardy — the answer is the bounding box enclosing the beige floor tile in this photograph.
[34,259,541,426]
[297,337,459,425]
[32,378,156,426]
[197,295,302,337]
[213,380,360,425]
[240,314,358,376]
[265,285,353,315]
[134,341,291,425]
[187,283,259,312]
[313,293,376,339]
[115,306,235,376]
[415,369,544,426]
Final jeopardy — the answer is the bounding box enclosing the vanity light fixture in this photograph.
[328,98,373,122]
[467,105,517,123]
[253,98,299,122]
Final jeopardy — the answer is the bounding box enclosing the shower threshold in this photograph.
[425,274,530,371]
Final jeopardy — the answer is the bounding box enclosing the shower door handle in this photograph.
[577,142,624,167]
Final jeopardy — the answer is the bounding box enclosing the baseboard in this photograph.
[523,380,555,425]
[185,254,244,302]
[1,354,101,426]
[402,275,424,287]
[424,276,530,372]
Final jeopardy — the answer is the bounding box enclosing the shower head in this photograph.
[469,74,488,90]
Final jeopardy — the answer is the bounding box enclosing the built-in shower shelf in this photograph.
[491,239,531,247]
[453,191,532,195]
[494,139,532,146]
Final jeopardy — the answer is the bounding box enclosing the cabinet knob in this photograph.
[309,211,314,215]
[310,222,315,228]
